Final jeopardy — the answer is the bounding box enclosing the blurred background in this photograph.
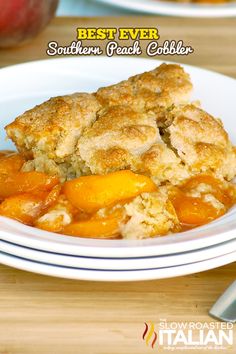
[0,0,235,50]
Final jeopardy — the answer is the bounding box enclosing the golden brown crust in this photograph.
[96,63,192,110]
[6,93,101,159]
[5,64,236,185]
[140,143,190,184]
[167,104,236,179]
[78,105,160,174]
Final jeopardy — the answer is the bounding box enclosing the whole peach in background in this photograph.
[0,0,59,48]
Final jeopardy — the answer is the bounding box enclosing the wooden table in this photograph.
[0,17,235,354]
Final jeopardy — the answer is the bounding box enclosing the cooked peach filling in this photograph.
[63,209,125,239]
[170,175,235,227]
[0,151,235,239]
[62,170,157,213]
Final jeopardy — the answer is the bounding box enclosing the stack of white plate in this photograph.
[1,213,236,281]
[0,58,236,281]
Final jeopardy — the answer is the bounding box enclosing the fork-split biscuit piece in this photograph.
[78,105,160,174]
[120,188,180,239]
[6,93,101,159]
[6,93,101,178]
[167,105,236,181]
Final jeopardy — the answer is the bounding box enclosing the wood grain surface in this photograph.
[0,17,236,354]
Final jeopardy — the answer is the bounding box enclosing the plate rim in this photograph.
[1,56,236,84]
[95,0,236,17]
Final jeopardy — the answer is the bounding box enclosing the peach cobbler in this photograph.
[2,64,236,239]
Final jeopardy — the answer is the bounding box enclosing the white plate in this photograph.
[1,208,236,258]
[1,250,235,281]
[1,237,236,270]
[0,57,236,261]
[95,0,236,18]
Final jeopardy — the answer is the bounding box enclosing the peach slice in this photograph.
[63,170,157,213]
[0,171,59,199]
[171,191,222,226]
[62,209,124,238]
[0,153,25,175]
[43,184,61,209]
[0,186,61,226]
[0,193,45,225]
